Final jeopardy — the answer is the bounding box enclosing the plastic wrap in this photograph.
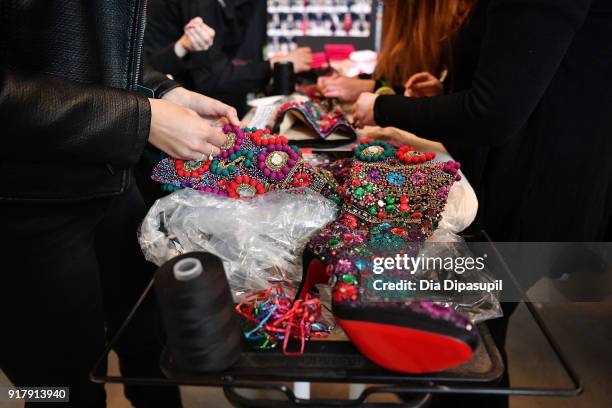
[139,188,337,301]
[140,157,500,322]
[420,169,502,322]
[436,174,478,236]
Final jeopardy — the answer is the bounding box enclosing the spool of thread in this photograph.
[155,252,241,373]
[272,61,295,95]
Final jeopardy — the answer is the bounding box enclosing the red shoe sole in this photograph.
[297,257,330,299]
[336,318,475,373]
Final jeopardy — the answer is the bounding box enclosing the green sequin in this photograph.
[354,246,372,256]
[342,274,358,285]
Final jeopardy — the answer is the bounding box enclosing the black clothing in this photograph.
[0,180,180,408]
[145,0,270,116]
[0,1,181,406]
[0,0,179,202]
[374,0,612,241]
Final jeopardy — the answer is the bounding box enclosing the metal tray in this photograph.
[91,233,581,407]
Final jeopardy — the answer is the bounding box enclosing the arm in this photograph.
[144,0,190,78]
[142,64,182,98]
[317,75,376,102]
[373,0,593,147]
[0,67,236,166]
[0,68,150,167]
[145,0,265,95]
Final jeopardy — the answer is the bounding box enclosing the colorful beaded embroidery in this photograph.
[274,100,356,141]
[305,139,463,305]
[151,125,319,198]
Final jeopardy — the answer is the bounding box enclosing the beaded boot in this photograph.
[298,139,478,373]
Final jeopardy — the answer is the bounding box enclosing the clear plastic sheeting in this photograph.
[409,240,503,323]
[139,189,337,301]
[435,174,478,237]
[139,170,500,322]
[426,172,501,322]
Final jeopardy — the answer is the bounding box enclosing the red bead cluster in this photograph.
[341,213,358,229]
[291,171,312,187]
[358,137,376,145]
[227,175,265,198]
[251,128,288,146]
[396,146,436,164]
[332,282,358,303]
[390,227,408,236]
[318,113,340,133]
[175,159,210,178]
[276,102,300,120]
[399,196,410,213]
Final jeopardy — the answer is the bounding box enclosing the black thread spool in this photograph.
[273,61,295,95]
[155,252,241,373]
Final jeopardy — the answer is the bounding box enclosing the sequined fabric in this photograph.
[274,100,356,140]
[304,140,474,332]
[151,126,322,198]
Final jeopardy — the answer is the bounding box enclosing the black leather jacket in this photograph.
[0,0,179,201]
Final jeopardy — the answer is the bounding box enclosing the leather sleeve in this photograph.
[0,69,151,168]
[142,64,182,98]
[146,43,190,79]
[374,0,593,147]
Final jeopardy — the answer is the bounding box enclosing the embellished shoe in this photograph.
[298,139,478,373]
[152,125,323,198]
[272,100,356,147]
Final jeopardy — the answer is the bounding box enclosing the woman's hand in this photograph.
[148,98,227,161]
[352,92,379,128]
[270,47,313,73]
[316,75,375,102]
[174,17,215,58]
[162,87,240,126]
[357,126,416,145]
[404,72,444,97]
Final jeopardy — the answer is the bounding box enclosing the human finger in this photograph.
[187,27,208,49]
[220,105,240,126]
[317,76,329,89]
[203,125,227,147]
[413,79,440,89]
[404,72,434,89]
[202,24,215,38]
[185,30,203,49]
[189,142,220,162]
[190,17,203,26]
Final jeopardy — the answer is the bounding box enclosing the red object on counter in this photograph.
[311,52,328,69]
[324,44,355,61]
